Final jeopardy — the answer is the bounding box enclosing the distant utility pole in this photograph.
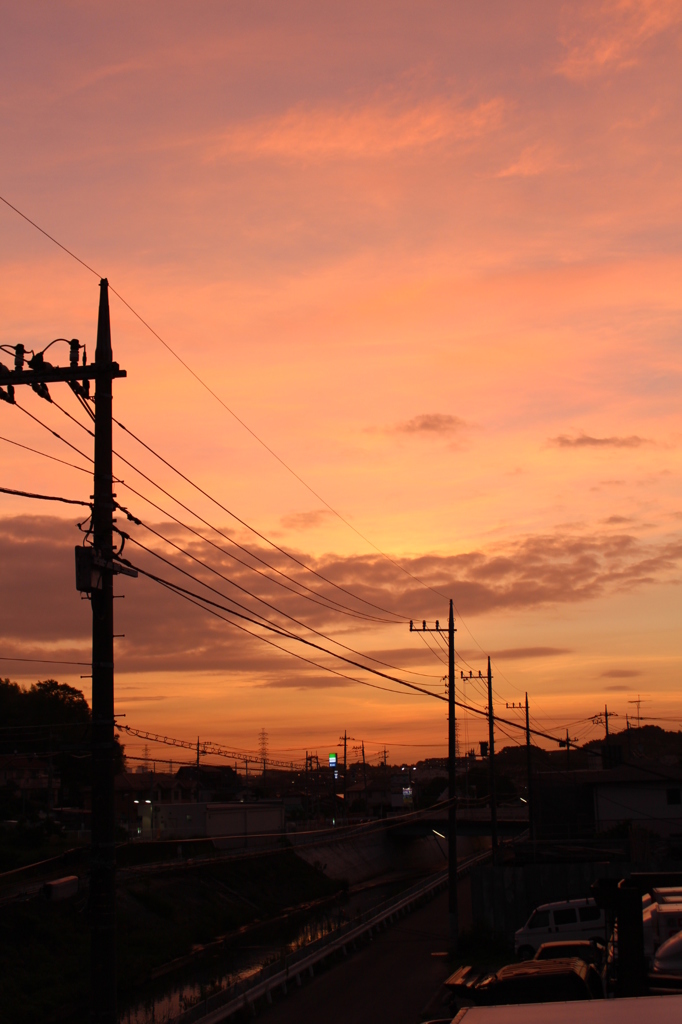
[0,280,134,1024]
[525,693,535,844]
[410,599,458,944]
[340,730,348,818]
[259,728,268,775]
[628,695,648,731]
[487,657,498,860]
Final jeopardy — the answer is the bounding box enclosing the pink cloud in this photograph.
[557,0,682,80]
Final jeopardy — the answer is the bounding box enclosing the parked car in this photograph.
[652,930,682,975]
[534,938,604,966]
[446,958,603,1006]
[514,898,605,957]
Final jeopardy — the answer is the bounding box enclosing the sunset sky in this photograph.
[1,2,681,768]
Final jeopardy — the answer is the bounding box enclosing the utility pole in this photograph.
[447,600,458,944]
[605,704,609,739]
[525,693,534,844]
[0,281,136,1023]
[343,730,347,819]
[487,656,498,861]
[90,281,121,1024]
[409,601,458,944]
[362,740,367,803]
[566,728,570,769]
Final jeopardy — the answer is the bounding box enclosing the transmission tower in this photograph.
[259,728,269,775]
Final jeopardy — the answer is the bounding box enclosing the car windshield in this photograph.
[528,910,550,929]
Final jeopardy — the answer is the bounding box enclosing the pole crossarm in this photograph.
[0,364,126,385]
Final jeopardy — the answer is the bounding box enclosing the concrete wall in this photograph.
[292,827,486,886]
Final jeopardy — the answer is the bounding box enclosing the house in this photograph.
[0,754,60,806]
[535,764,682,840]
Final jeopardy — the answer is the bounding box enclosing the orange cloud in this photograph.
[557,0,682,80]
[206,97,506,163]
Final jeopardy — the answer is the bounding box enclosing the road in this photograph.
[259,887,453,1024]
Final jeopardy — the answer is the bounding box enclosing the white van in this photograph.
[514,898,605,957]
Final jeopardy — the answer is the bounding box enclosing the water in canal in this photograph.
[118,876,411,1023]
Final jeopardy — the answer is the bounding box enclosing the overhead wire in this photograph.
[123,541,446,700]
[0,485,90,507]
[124,549,566,744]
[0,195,569,724]
[123,521,443,682]
[0,433,90,475]
[48,395,402,627]
[112,413,411,622]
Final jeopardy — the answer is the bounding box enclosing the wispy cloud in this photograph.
[394,413,466,435]
[280,509,334,531]
[557,0,682,81]
[497,143,568,179]
[600,668,641,678]
[488,646,571,660]
[551,433,651,449]
[207,97,505,163]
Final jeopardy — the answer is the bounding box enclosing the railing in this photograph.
[177,849,492,1024]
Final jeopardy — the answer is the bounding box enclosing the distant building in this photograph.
[0,754,59,805]
[535,764,682,840]
[115,765,268,839]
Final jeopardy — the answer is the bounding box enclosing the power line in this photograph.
[125,517,442,682]
[0,656,91,667]
[112,414,411,622]
[126,551,566,744]
[0,433,90,474]
[0,194,101,279]
[14,401,92,465]
[124,550,446,701]
[137,567,433,700]
[46,394,400,626]
[0,195,476,620]
[0,196,556,715]
[0,485,90,507]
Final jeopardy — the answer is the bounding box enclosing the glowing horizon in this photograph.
[1,2,681,765]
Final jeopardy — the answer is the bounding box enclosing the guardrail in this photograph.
[178,849,492,1024]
